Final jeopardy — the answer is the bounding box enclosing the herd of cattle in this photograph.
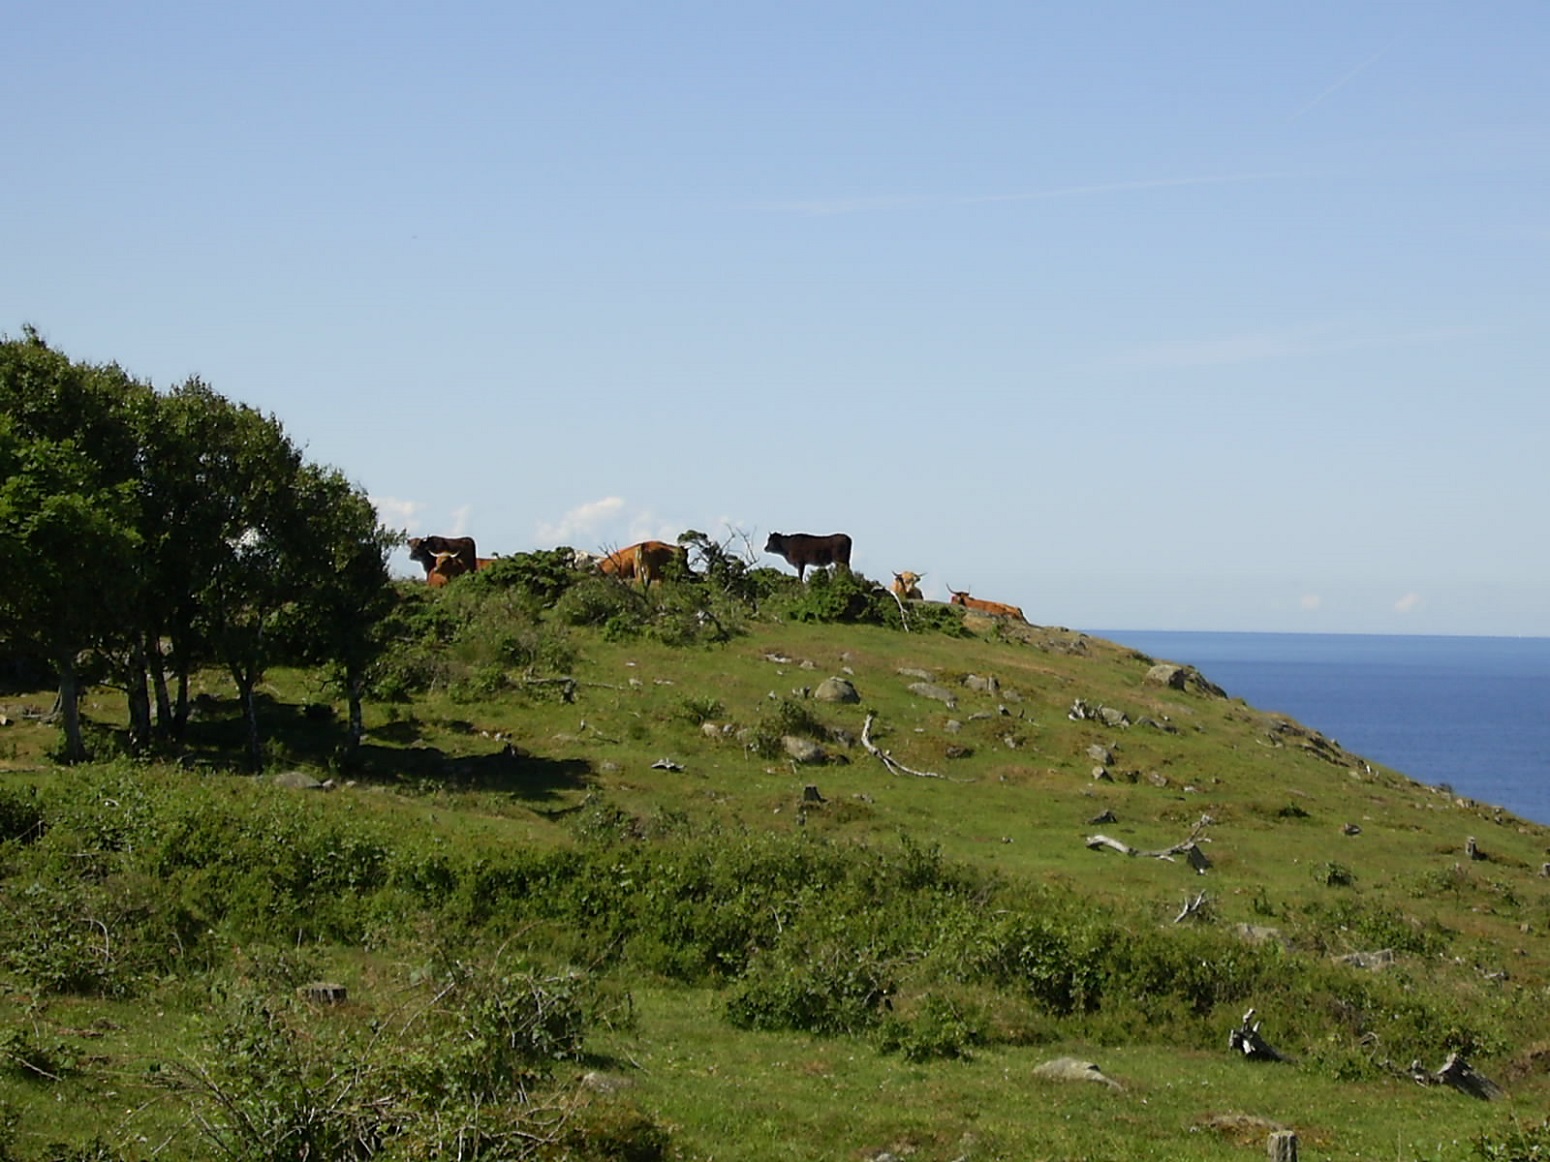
[405,530,1027,622]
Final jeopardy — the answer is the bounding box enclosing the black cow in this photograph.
[408,535,478,579]
[764,531,853,581]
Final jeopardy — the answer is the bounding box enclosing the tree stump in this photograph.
[1268,1130,1298,1161]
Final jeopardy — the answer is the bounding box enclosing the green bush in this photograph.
[0,788,45,845]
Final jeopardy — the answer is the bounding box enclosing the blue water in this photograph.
[1091,631,1550,827]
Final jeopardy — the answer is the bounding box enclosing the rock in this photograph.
[1091,767,1112,782]
[1146,771,1171,788]
[297,981,347,1004]
[963,673,999,695]
[1086,743,1113,765]
[814,677,860,704]
[1097,706,1130,729]
[801,784,826,803]
[701,722,723,737]
[896,667,934,680]
[1235,924,1285,946]
[1143,663,1227,698]
[650,758,684,771]
[907,682,957,708]
[782,736,827,764]
[1032,1057,1123,1091]
[944,719,962,733]
[1335,948,1395,971]
[1088,808,1118,824]
[271,770,327,790]
[1342,822,1362,836]
[580,1070,634,1094]
[944,745,973,759]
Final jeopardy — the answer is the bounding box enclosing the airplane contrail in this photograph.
[1289,37,1400,123]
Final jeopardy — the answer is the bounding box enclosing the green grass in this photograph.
[3,578,1550,1159]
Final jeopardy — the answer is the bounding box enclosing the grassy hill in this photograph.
[2,567,1549,1160]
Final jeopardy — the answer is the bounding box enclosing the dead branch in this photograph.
[1086,814,1215,870]
[1410,1052,1505,1100]
[1174,891,1210,923]
[885,586,911,632]
[1229,1007,1292,1063]
[861,712,945,779]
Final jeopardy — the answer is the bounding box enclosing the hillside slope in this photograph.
[2,594,1549,1161]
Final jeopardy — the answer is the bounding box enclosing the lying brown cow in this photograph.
[409,535,478,579]
[597,540,684,588]
[947,585,1027,622]
[426,552,466,588]
[891,571,924,600]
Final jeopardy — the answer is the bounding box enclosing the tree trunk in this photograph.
[347,669,366,748]
[125,641,153,754]
[148,635,173,740]
[232,666,264,772]
[173,663,190,739]
[55,652,87,764]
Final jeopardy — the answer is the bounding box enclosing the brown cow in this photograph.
[891,571,924,600]
[947,585,1027,622]
[409,535,477,578]
[597,540,684,589]
[426,551,467,588]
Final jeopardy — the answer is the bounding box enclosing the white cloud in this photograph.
[536,497,626,544]
[449,505,472,538]
[370,494,426,532]
[1394,592,1425,615]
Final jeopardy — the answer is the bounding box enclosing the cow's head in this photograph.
[763,533,785,554]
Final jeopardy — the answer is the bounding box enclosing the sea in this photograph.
[1088,631,1550,827]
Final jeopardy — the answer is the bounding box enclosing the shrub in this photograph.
[0,788,45,845]
[877,993,985,1061]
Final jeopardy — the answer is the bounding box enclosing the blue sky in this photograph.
[5,2,1547,634]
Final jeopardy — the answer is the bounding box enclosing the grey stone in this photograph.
[271,770,327,790]
[963,673,999,695]
[1086,743,1113,765]
[782,736,827,764]
[814,677,860,703]
[907,682,957,708]
[1032,1057,1123,1091]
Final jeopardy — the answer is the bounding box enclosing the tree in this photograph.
[0,333,145,761]
[277,466,401,749]
[192,401,308,770]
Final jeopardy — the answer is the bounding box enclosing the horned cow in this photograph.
[891,571,924,600]
[409,535,478,579]
[947,585,1027,622]
[764,532,853,581]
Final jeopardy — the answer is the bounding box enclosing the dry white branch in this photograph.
[861,712,945,779]
[1086,814,1215,870]
[1174,891,1210,923]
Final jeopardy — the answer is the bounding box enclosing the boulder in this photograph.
[1086,743,1113,765]
[963,673,999,695]
[782,736,827,764]
[1144,663,1226,698]
[907,682,957,709]
[814,677,860,704]
[1031,1057,1123,1091]
[271,770,328,791]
